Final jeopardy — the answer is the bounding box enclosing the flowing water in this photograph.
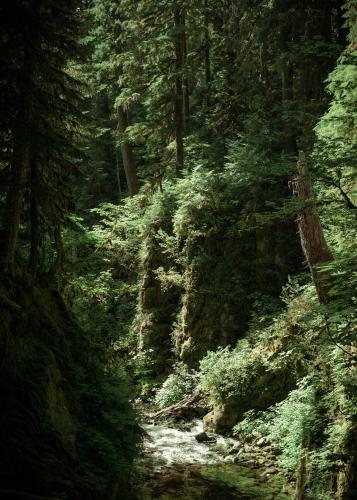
[143,419,226,466]
[136,418,293,499]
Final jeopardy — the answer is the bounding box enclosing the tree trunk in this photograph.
[291,151,334,303]
[174,7,184,177]
[29,160,40,275]
[204,0,211,107]
[2,136,30,275]
[182,10,190,134]
[278,2,297,155]
[295,453,308,500]
[153,392,206,421]
[117,106,139,195]
[115,151,122,202]
[295,432,311,500]
[52,225,64,276]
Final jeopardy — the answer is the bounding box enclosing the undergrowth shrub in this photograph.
[198,342,263,404]
[77,362,141,496]
[267,377,318,470]
[232,409,273,436]
[154,362,199,408]
[197,280,318,407]
[0,278,141,499]
[232,380,318,474]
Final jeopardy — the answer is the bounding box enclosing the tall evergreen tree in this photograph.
[0,0,84,276]
[87,0,140,196]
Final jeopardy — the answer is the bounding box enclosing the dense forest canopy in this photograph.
[0,0,356,499]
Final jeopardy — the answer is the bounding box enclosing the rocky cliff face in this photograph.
[138,234,180,378]
[134,171,303,384]
[138,211,301,374]
[175,230,254,366]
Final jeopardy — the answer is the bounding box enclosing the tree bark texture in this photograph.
[153,392,206,421]
[2,136,30,275]
[182,10,190,134]
[291,151,334,303]
[174,7,184,177]
[30,160,40,274]
[117,106,139,195]
[52,225,64,276]
[279,10,297,155]
[204,0,211,105]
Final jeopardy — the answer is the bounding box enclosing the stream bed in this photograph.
[135,418,294,499]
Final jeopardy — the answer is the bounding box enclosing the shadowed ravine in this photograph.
[136,418,293,499]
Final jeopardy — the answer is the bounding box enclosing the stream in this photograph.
[135,418,294,499]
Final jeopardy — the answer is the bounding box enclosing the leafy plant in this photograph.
[154,362,199,408]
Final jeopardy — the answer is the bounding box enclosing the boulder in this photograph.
[195,431,216,443]
[203,403,240,433]
[227,442,241,455]
[256,436,268,447]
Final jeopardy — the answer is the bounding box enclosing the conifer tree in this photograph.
[0,0,84,276]
[88,0,140,195]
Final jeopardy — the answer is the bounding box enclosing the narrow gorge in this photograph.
[0,1,356,499]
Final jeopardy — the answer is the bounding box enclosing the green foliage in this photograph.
[77,362,140,495]
[154,362,199,408]
[198,280,317,406]
[232,347,357,500]
[1,1,355,498]
[221,269,356,498]
[198,344,260,404]
[0,0,85,270]
[233,409,273,437]
[0,277,141,498]
[268,377,318,470]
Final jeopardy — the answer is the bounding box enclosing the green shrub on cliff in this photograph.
[155,362,199,408]
[198,343,263,404]
[268,377,318,470]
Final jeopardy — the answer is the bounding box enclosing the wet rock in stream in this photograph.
[195,431,217,443]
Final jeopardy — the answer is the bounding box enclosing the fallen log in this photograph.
[153,392,207,421]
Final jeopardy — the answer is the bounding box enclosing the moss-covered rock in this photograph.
[175,231,254,366]
[137,240,180,379]
[203,362,300,433]
[199,288,315,433]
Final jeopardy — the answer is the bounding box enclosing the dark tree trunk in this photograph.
[291,151,334,304]
[52,225,64,276]
[30,160,40,275]
[259,44,268,85]
[182,10,190,134]
[204,0,211,107]
[277,1,297,154]
[117,106,139,195]
[115,151,122,202]
[281,54,296,153]
[2,135,30,275]
[174,7,184,177]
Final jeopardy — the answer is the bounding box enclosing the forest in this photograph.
[0,0,356,499]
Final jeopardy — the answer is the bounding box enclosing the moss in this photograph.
[137,230,180,379]
[200,463,291,499]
